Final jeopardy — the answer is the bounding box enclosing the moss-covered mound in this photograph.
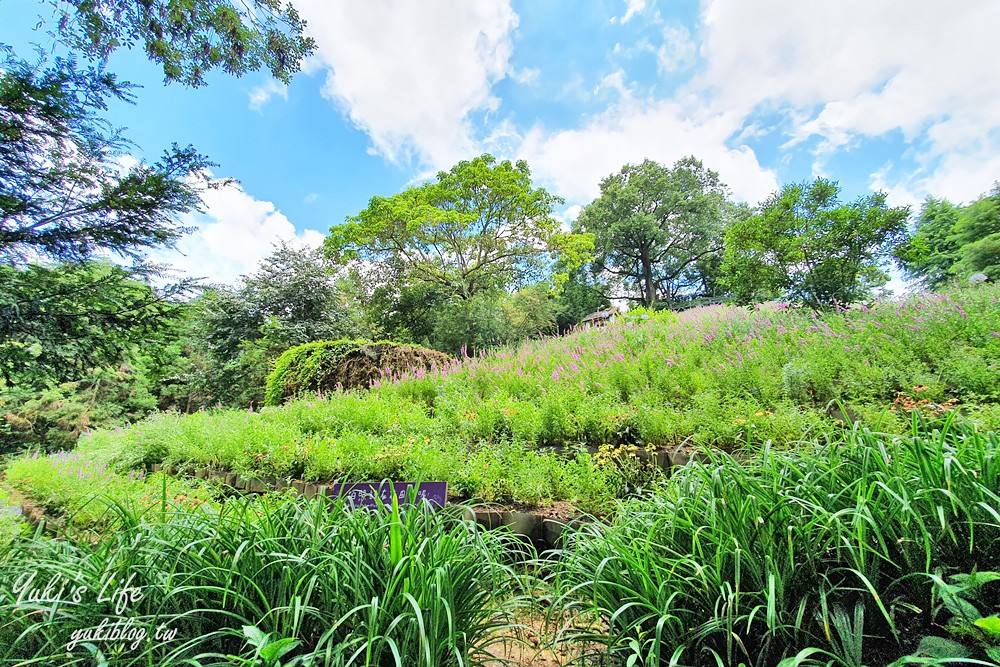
[264,340,453,405]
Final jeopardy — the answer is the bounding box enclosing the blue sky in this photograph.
[3,0,999,285]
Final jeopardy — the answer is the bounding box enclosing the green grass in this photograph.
[4,451,214,533]
[55,286,1000,512]
[2,420,1000,665]
[0,493,527,666]
[550,417,1000,666]
[0,486,25,550]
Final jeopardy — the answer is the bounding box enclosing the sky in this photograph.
[3,0,1000,286]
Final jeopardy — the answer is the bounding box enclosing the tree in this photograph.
[0,260,184,388]
[31,0,315,87]
[893,197,962,287]
[949,184,1000,281]
[722,179,909,307]
[327,154,591,301]
[193,243,361,406]
[552,262,610,333]
[575,157,728,307]
[341,262,446,345]
[1,53,214,264]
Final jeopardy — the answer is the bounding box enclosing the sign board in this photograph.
[325,481,447,509]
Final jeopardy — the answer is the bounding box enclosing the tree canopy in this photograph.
[36,0,315,87]
[0,53,214,264]
[893,197,962,288]
[722,178,909,307]
[575,157,728,307]
[0,260,183,388]
[326,154,592,301]
[193,243,361,406]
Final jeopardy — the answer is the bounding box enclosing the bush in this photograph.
[264,339,453,406]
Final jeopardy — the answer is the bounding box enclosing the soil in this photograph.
[481,612,608,666]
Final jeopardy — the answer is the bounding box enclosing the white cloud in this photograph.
[154,179,324,285]
[594,70,635,102]
[248,79,288,112]
[657,25,697,73]
[511,67,541,85]
[293,0,518,168]
[303,193,319,204]
[517,97,778,206]
[617,0,646,24]
[696,0,1000,202]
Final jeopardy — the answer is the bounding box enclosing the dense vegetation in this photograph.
[4,4,1000,664]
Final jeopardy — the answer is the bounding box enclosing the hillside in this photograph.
[7,285,997,515]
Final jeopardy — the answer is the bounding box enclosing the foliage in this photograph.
[57,285,1000,514]
[0,261,186,389]
[0,52,213,264]
[38,0,315,87]
[0,298,210,453]
[0,493,523,666]
[4,451,212,533]
[193,243,362,407]
[552,262,610,333]
[341,261,446,344]
[894,197,963,288]
[0,366,156,454]
[723,178,910,307]
[949,184,1000,281]
[327,154,590,301]
[906,570,1000,663]
[576,156,729,307]
[428,285,563,355]
[264,339,452,406]
[0,488,26,551]
[551,420,1000,666]
[895,184,1000,288]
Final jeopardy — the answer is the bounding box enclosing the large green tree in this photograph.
[0,261,184,388]
[30,0,314,87]
[327,154,592,301]
[894,184,1000,286]
[575,157,729,307]
[722,178,909,307]
[893,197,962,287]
[193,243,361,406]
[949,184,1000,280]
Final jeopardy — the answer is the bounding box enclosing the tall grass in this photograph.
[69,287,1000,498]
[0,493,527,666]
[551,417,1000,666]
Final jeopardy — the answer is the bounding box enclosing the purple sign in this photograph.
[325,481,447,509]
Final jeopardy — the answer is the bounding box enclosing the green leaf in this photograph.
[941,591,982,623]
[259,637,301,664]
[973,615,1000,639]
[915,636,972,659]
[242,625,268,649]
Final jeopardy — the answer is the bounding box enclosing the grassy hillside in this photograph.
[5,284,994,513]
[3,287,1000,665]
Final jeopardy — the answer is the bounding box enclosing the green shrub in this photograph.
[264,339,452,406]
[4,452,212,533]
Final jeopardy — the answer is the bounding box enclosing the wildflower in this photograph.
[913,385,929,392]
[733,419,746,426]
